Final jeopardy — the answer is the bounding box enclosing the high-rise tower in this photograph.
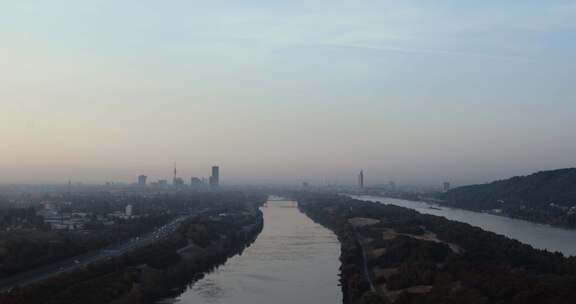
[210,166,220,187]
[358,170,364,189]
[138,175,147,186]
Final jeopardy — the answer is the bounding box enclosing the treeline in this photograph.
[61,191,260,215]
[297,193,576,304]
[0,193,266,304]
[0,208,45,230]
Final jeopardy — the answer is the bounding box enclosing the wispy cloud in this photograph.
[317,43,536,63]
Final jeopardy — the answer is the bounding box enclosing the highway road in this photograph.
[0,215,191,293]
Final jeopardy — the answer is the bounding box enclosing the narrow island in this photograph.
[298,193,576,304]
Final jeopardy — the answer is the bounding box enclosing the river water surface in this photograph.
[353,195,576,257]
[167,199,342,304]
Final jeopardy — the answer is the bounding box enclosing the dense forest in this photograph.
[0,208,45,230]
[441,168,576,227]
[297,193,576,304]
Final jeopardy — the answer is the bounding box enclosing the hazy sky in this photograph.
[1,1,575,185]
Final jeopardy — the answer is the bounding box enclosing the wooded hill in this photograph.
[442,168,576,226]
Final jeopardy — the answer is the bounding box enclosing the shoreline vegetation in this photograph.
[297,193,576,304]
[0,194,266,304]
[356,168,576,230]
[359,192,576,231]
[441,168,576,229]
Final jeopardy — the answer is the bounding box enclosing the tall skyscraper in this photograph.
[210,166,220,187]
[443,182,451,192]
[138,175,147,186]
[358,170,364,189]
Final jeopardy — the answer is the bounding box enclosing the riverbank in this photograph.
[298,193,576,304]
[353,194,576,256]
[0,197,265,304]
[350,191,576,230]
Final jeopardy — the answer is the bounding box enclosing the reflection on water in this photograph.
[354,195,576,257]
[170,200,342,304]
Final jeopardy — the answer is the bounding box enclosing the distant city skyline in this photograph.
[1,1,575,185]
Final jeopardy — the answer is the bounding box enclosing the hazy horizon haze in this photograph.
[1,1,575,185]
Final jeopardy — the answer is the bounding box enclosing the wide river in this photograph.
[353,195,576,257]
[165,199,342,304]
[163,195,576,303]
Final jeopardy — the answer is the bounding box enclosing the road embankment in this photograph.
[0,205,264,304]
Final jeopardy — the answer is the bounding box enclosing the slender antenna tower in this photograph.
[173,162,177,184]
